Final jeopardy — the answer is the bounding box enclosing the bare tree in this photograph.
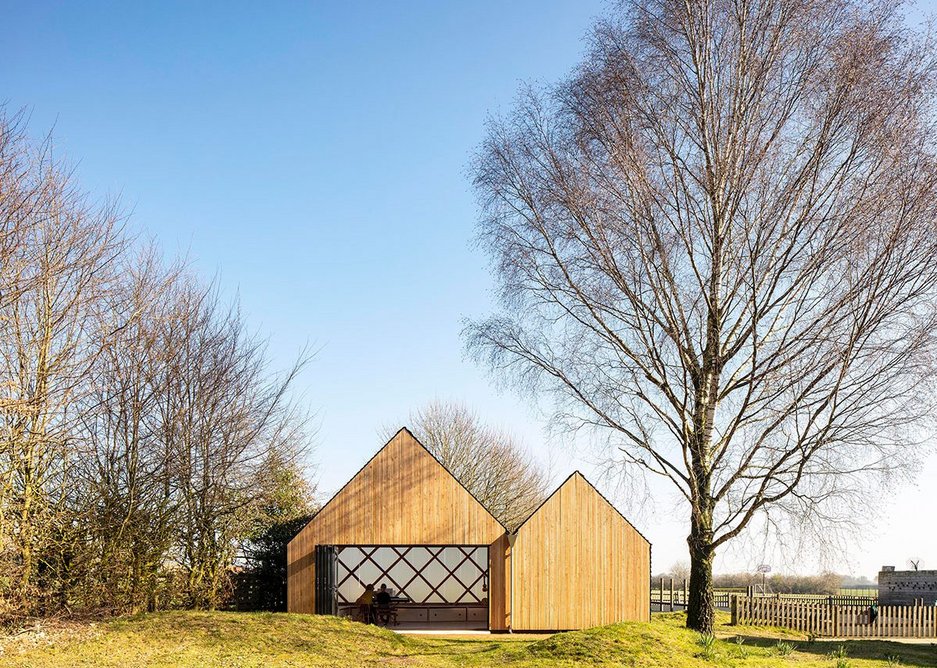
[669,561,690,583]
[467,0,937,631]
[159,279,312,609]
[73,266,315,613]
[388,401,550,531]
[0,109,318,617]
[74,247,182,612]
[0,111,124,612]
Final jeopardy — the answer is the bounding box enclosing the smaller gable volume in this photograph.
[511,472,650,630]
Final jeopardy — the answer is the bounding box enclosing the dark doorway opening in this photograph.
[319,544,490,630]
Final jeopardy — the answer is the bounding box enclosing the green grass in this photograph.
[0,611,933,667]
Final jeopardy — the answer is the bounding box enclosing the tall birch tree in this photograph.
[468,0,937,632]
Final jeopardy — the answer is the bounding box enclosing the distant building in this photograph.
[878,566,937,605]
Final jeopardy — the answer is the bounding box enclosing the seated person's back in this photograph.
[355,584,375,606]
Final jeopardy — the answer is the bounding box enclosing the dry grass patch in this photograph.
[0,610,933,667]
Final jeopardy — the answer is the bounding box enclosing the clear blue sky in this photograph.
[1,0,605,476]
[3,1,935,578]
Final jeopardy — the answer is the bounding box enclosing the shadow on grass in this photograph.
[730,633,937,667]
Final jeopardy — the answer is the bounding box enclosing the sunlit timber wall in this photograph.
[511,472,651,631]
[285,429,508,628]
[286,431,652,632]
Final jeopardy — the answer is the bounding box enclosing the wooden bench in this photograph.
[338,603,487,626]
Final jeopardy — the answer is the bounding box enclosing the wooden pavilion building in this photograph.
[286,428,650,631]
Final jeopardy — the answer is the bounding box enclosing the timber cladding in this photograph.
[511,472,651,630]
[287,429,651,631]
[286,429,506,621]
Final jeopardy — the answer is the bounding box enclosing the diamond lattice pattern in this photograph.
[335,546,488,605]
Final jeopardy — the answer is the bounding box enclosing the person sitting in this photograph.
[354,584,375,623]
[374,583,396,626]
[374,583,391,605]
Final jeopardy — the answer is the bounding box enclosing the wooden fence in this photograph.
[783,594,878,607]
[648,579,870,613]
[731,595,937,638]
[650,578,730,611]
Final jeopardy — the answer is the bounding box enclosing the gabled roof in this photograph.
[297,427,507,535]
[513,470,650,545]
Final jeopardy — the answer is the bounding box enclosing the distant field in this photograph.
[650,587,878,612]
[837,587,879,596]
[0,610,933,668]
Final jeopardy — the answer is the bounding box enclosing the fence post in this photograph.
[730,594,738,625]
[669,578,674,612]
[683,578,688,608]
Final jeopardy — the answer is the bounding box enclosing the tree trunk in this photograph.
[686,506,716,633]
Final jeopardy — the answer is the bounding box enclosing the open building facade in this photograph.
[286,428,651,631]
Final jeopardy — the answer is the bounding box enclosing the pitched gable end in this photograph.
[515,470,649,545]
[289,428,505,549]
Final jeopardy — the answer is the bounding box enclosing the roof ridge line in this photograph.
[511,469,650,546]
[289,427,508,545]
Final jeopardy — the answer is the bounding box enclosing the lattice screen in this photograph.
[335,545,488,605]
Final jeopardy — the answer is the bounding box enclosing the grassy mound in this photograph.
[0,610,934,667]
[524,613,937,667]
[526,615,708,665]
[0,611,416,668]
